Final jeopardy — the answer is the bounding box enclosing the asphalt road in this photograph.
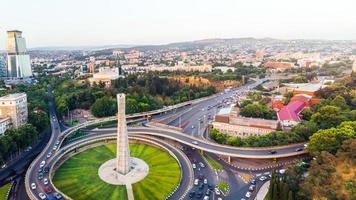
[27,85,63,200]
[167,79,267,137]
[87,128,306,158]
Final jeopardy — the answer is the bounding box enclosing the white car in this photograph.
[204,178,208,184]
[194,179,199,185]
[31,183,36,190]
[203,196,209,200]
[259,176,267,181]
[245,191,251,198]
[40,160,46,168]
[192,141,199,145]
[43,178,48,185]
[199,162,205,168]
[46,152,52,158]
[38,193,46,200]
[192,164,196,169]
[214,187,221,195]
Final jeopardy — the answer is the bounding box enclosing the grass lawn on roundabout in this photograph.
[53,143,181,200]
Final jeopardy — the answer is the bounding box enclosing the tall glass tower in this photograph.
[6,30,32,78]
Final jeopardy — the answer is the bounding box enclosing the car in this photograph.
[263,172,271,176]
[279,169,286,174]
[214,187,221,195]
[192,163,196,169]
[194,179,199,185]
[198,174,205,180]
[199,183,204,190]
[46,152,52,158]
[189,191,195,198]
[38,168,43,173]
[197,192,203,198]
[192,141,199,145]
[295,147,304,152]
[245,191,251,198]
[31,183,36,190]
[53,145,58,150]
[217,198,223,200]
[205,189,211,195]
[53,192,63,199]
[249,185,255,191]
[203,196,210,200]
[259,176,267,181]
[191,125,195,129]
[208,184,214,189]
[204,178,208,184]
[44,167,49,173]
[269,150,277,154]
[55,140,60,145]
[199,162,205,168]
[40,160,46,168]
[38,193,46,200]
[43,178,49,185]
[1,164,6,169]
[250,179,256,185]
[44,186,52,194]
[38,175,43,180]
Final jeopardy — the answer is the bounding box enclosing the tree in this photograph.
[28,112,49,132]
[90,96,117,117]
[240,103,276,119]
[311,105,345,129]
[330,95,348,110]
[307,123,355,156]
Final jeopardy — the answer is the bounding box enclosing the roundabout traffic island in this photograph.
[52,142,182,200]
[51,94,182,200]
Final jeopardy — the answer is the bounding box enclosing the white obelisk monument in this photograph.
[116,93,131,174]
[98,93,149,190]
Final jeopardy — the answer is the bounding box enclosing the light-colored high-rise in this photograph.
[6,30,33,78]
[116,93,131,175]
[0,93,28,128]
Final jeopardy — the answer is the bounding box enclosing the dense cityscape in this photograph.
[0,1,356,200]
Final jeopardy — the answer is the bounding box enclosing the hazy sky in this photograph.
[1,0,356,47]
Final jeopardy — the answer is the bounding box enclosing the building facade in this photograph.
[6,30,33,78]
[0,93,28,129]
[0,57,7,77]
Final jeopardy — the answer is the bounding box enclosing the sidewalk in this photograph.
[255,180,269,200]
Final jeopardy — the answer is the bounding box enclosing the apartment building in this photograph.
[0,93,28,130]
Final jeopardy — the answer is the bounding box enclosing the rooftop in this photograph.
[277,101,305,122]
[0,93,26,100]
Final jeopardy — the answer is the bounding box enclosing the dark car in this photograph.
[44,186,52,194]
[197,192,203,198]
[199,183,204,190]
[269,150,277,154]
[295,147,304,152]
[189,191,195,198]
[198,174,205,180]
[208,184,214,189]
[205,189,211,196]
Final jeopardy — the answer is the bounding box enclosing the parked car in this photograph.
[295,147,304,152]
[199,162,205,168]
[44,186,52,194]
[31,183,36,190]
[192,164,196,169]
[43,178,49,185]
[249,185,255,191]
[194,179,199,185]
[192,141,199,145]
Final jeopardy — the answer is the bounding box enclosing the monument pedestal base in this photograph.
[98,157,149,185]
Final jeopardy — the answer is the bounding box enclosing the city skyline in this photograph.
[1,0,356,48]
